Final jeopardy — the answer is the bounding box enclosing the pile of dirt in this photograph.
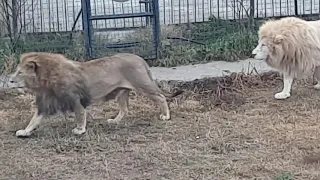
[157,71,283,110]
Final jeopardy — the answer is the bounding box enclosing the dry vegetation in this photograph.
[1,71,320,179]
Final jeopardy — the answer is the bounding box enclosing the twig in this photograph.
[167,36,206,45]
[216,77,244,94]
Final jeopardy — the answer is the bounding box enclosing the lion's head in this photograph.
[251,17,320,77]
[9,52,92,116]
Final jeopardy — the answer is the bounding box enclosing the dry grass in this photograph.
[1,71,320,179]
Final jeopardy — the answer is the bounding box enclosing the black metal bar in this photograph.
[40,0,43,32]
[64,0,68,31]
[163,0,165,24]
[71,9,83,31]
[250,0,255,18]
[90,13,154,20]
[48,0,52,32]
[171,0,174,23]
[272,0,274,16]
[31,0,35,32]
[178,0,181,23]
[122,3,126,28]
[56,0,60,31]
[217,0,220,18]
[194,0,196,22]
[264,0,267,17]
[144,0,149,26]
[130,0,135,27]
[81,0,93,58]
[103,0,107,28]
[152,0,160,59]
[310,0,312,14]
[303,0,305,15]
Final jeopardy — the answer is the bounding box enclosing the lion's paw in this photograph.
[274,92,291,100]
[314,84,320,90]
[160,114,170,120]
[16,129,31,137]
[72,127,86,135]
[107,119,120,124]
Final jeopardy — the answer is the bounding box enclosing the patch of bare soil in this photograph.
[1,71,320,180]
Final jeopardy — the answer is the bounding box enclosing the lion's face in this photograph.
[251,38,270,60]
[9,61,38,89]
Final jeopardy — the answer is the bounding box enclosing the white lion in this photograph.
[251,17,320,100]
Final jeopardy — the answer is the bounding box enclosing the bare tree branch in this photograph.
[0,0,39,51]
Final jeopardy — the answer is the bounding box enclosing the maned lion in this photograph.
[251,17,320,100]
[9,52,183,137]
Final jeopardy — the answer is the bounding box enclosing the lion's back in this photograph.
[80,53,151,83]
[84,53,147,68]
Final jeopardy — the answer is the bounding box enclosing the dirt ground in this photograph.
[1,71,320,180]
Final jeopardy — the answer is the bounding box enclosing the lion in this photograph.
[251,17,320,100]
[9,52,183,137]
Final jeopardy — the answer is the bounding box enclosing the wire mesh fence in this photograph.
[0,0,319,71]
[3,0,319,33]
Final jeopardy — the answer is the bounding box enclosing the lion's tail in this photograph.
[144,61,184,98]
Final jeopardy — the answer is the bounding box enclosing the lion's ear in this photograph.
[274,35,284,44]
[26,60,40,73]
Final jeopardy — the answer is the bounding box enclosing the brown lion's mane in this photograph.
[35,85,91,116]
[258,17,320,78]
[20,52,92,116]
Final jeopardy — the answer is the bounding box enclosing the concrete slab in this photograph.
[150,58,273,81]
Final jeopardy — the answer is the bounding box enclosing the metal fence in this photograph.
[2,0,319,34]
[0,0,319,63]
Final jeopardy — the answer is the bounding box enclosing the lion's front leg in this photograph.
[72,102,87,135]
[274,73,293,100]
[16,109,44,137]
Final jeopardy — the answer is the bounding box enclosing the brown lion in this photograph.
[251,17,320,100]
[9,52,183,137]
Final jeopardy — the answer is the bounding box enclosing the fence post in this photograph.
[249,0,255,30]
[81,0,94,59]
[152,0,161,59]
[294,0,298,16]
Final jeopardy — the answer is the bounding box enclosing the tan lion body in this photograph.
[251,17,320,100]
[9,52,183,137]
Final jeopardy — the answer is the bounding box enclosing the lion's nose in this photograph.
[249,53,256,58]
[9,77,15,83]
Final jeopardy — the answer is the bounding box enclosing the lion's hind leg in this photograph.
[147,93,170,120]
[16,109,44,137]
[107,89,130,124]
[132,79,171,120]
[138,86,170,120]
